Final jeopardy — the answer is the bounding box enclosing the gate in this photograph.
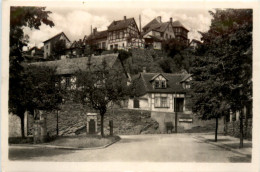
[89,119,96,134]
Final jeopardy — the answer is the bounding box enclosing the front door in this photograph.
[89,119,96,134]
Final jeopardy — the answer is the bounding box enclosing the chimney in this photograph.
[143,67,146,73]
[93,27,97,35]
[170,17,172,23]
[124,16,127,20]
[157,16,162,23]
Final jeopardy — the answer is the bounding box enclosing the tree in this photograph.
[50,39,67,60]
[191,9,252,144]
[75,61,129,137]
[9,7,54,138]
[162,38,194,73]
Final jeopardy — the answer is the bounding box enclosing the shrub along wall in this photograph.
[226,119,252,140]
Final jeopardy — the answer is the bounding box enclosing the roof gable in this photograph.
[108,18,137,32]
[143,17,161,30]
[135,73,191,94]
[43,32,70,44]
[171,20,189,31]
[150,73,169,81]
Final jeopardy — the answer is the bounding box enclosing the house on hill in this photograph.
[43,32,71,59]
[23,46,45,62]
[171,20,189,46]
[107,16,144,50]
[189,39,202,50]
[142,16,176,49]
[86,28,108,50]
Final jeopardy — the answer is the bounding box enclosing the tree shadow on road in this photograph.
[228,155,251,163]
[9,147,75,161]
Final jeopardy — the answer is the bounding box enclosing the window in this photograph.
[110,45,113,50]
[154,80,167,89]
[155,97,169,108]
[155,81,160,88]
[115,44,118,49]
[122,43,124,47]
[161,97,168,107]
[134,98,139,108]
[174,98,184,112]
[161,81,166,88]
[65,77,70,89]
[116,32,120,39]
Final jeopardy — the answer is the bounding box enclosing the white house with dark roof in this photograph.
[43,32,71,59]
[128,71,192,113]
[142,16,176,49]
[128,71,195,133]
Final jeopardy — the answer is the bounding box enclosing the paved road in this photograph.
[9,134,250,162]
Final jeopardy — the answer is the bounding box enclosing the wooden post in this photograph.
[215,116,218,142]
[109,120,113,136]
[174,98,178,133]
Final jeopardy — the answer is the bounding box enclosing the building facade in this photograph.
[43,32,71,59]
[171,20,190,46]
[142,16,176,49]
[107,16,144,50]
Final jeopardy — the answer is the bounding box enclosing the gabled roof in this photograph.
[143,17,161,30]
[28,54,119,75]
[88,30,108,40]
[43,32,70,44]
[133,72,191,95]
[190,39,202,45]
[172,20,189,31]
[108,18,136,32]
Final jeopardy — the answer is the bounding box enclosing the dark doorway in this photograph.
[134,98,140,108]
[174,98,184,112]
[89,119,96,134]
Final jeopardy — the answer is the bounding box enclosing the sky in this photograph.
[22,5,213,49]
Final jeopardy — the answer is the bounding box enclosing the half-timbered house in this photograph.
[107,16,144,50]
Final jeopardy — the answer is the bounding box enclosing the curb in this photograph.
[10,138,120,150]
[193,136,251,158]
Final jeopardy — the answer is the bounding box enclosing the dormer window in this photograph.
[161,81,166,88]
[155,81,160,88]
[151,74,168,89]
[154,80,167,89]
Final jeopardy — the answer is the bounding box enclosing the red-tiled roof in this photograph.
[43,32,70,43]
[108,18,136,32]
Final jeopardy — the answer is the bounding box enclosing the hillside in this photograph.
[27,101,160,136]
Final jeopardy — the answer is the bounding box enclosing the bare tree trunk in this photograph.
[56,110,59,136]
[18,108,26,138]
[20,113,25,138]
[244,106,248,139]
[239,109,244,148]
[100,113,104,137]
[215,116,218,142]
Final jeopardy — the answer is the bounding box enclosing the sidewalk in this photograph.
[193,133,252,158]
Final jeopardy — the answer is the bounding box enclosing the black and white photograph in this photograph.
[1,0,260,171]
